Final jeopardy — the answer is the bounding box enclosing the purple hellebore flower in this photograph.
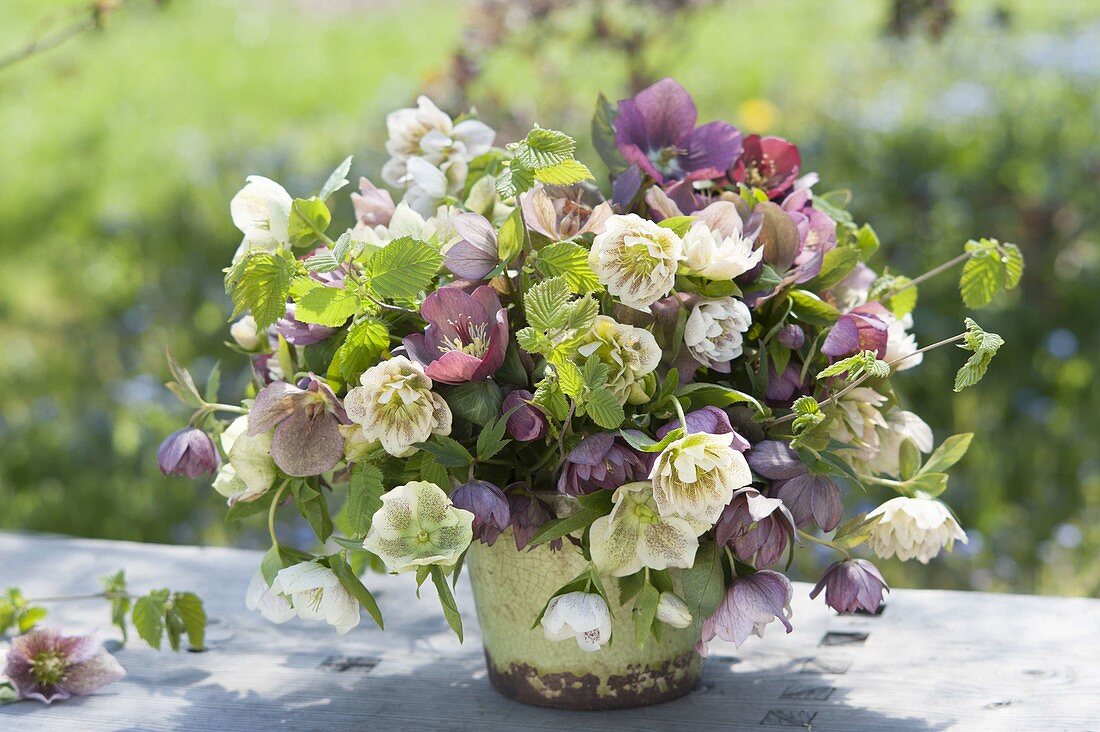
[445,213,499,281]
[507,492,561,551]
[451,479,510,546]
[251,353,283,386]
[777,324,805,350]
[656,406,751,452]
[781,189,837,285]
[764,363,813,408]
[731,135,801,199]
[275,303,339,346]
[556,432,648,496]
[502,389,547,442]
[3,628,125,704]
[351,176,395,228]
[811,559,889,614]
[697,570,793,654]
[247,375,350,477]
[747,440,842,531]
[714,488,797,567]
[403,285,509,384]
[157,427,220,478]
[615,78,743,186]
[821,302,890,361]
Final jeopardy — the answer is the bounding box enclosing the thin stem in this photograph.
[364,293,418,316]
[25,591,127,604]
[887,251,972,298]
[671,397,689,433]
[268,480,291,550]
[557,401,577,462]
[205,403,248,415]
[797,529,850,560]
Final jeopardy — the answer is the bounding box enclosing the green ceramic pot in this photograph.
[467,538,703,710]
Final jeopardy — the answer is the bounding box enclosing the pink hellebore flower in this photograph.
[501,389,547,442]
[698,571,794,654]
[811,559,889,614]
[450,479,511,546]
[4,628,125,704]
[731,135,801,199]
[748,440,843,532]
[714,487,798,567]
[821,302,890,360]
[403,285,509,384]
[157,427,220,478]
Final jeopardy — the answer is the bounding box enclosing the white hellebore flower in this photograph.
[273,562,361,635]
[230,315,262,351]
[867,496,968,564]
[867,410,934,477]
[540,592,612,653]
[576,316,661,405]
[343,356,453,458]
[590,481,702,577]
[245,571,294,625]
[589,214,683,311]
[685,297,753,372]
[884,312,923,372]
[651,431,753,524]
[681,220,763,281]
[212,415,277,505]
[655,592,693,629]
[362,481,474,573]
[828,387,888,467]
[230,175,292,261]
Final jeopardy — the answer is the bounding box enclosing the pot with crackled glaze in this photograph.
[467,538,702,710]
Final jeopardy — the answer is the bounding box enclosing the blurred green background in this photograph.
[1,0,1097,596]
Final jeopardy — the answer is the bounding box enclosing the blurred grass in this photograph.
[2,0,1099,594]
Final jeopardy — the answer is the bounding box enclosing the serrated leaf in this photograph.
[173,592,206,650]
[561,295,599,334]
[1002,242,1024,289]
[363,236,443,301]
[535,241,600,293]
[585,387,625,429]
[329,318,388,383]
[557,359,584,398]
[954,318,1004,392]
[430,566,463,641]
[132,593,167,650]
[346,462,384,537]
[294,286,359,326]
[329,554,384,629]
[532,377,570,421]
[525,276,573,332]
[617,572,645,607]
[225,252,295,329]
[288,197,332,248]
[319,155,353,201]
[515,127,575,169]
[304,251,341,273]
[960,251,1004,309]
[476,409,514,461]
[495,164,534,200]
[534,159,593,186]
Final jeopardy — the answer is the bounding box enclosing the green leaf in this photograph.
[535,241,601,293]
[591,93,628,175]
[293,482,334,543]
[675,383,767,416]
[363,236,443,301]
[532,376,570,421]
[319,155,353,201]
[907,471,949,498]
[497,206,524,262]
[534,159,594,186]
[414,435,473,468]
[430,566,463,641]
[617,572,645,607]
[525,276,573,332]
[833,513,883,549]
[954,318,1005,392]
[329,318,389,383]
[514,127,576,169]
[17,606,47,633]
[1002,242,1024,288]
[476,408,514,461]
[657,216,695,237]
[817,350,890,381]
[791,396,825,435]
[898,438,921,481]
[585,387,625,429]
[788,289,841,326]
[346,462,384,537]
[495,164,534,200]
[530,567,598,629]
[807,247,860,290]
[960,251,1004,309]
[619,428,683,454]
[633,582,661,650]
[288,197,332,248]
[172,592,206,650]
[329,554,384,629]
[225,252,295,329]
[444,380,504,426]
[919,433,973,476]
[681,543,724,623]
[529,504,609,547]
[854,223,880,259]
[294,286,359,327]
[132,592,168,650]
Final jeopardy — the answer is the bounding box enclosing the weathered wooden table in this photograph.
[1,532,1097,731]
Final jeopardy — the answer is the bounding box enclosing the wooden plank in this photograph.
[1,532,1098,731]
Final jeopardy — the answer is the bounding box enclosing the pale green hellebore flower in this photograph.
[363,481,474,573]
[590,481,703,577]
[212,415,277,505]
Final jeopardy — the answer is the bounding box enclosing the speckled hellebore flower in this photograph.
[519,184,613,240]
[157,427,220,479]
[3,628,125,704]
[731,135,801,199]
[540,591,612,652]
[615,78,743,186]
[557,432,649,497]
[362,481,474,573]
[212,415,277,505]
[810,559,889,614]
[590,481,703,577]
[656,406,751,451]
[679,201,763,281]
[576,315,662,405]
[272,562,360,635]
[501,389,547,443]
[589,214,683,311]
[650,430,753,525]
[714,488,797,568]
[685,297,753,372]
[247,376,350,477]
[865,409,934,478]
[403,285,509,384]
[450,479,510,546]
[230,175,291,261]
[867,496,967,564]
[697,570,793,654]
[655,592,693,629]
[343,356,453,458]
[747,440,842,532]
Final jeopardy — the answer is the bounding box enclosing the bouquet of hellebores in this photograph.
[159,78,1022,659]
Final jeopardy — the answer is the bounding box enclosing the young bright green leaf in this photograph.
[363,236,443,301]
[132,592,169,650]
[288,197,332,248]
[535,241,601,293]
[514,127,576,169]
[585,387,625,429]
[788,289,841,326]
[319,155,353,201]
[808,247,860,291]
[534,159,593,186]
[524,276,573,332]
[225,252,295,329]
[954,318,1005,392]
[497,206,524,262]
[294,286,359,327]
[329,318,389,383]
[172,592,206,650]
